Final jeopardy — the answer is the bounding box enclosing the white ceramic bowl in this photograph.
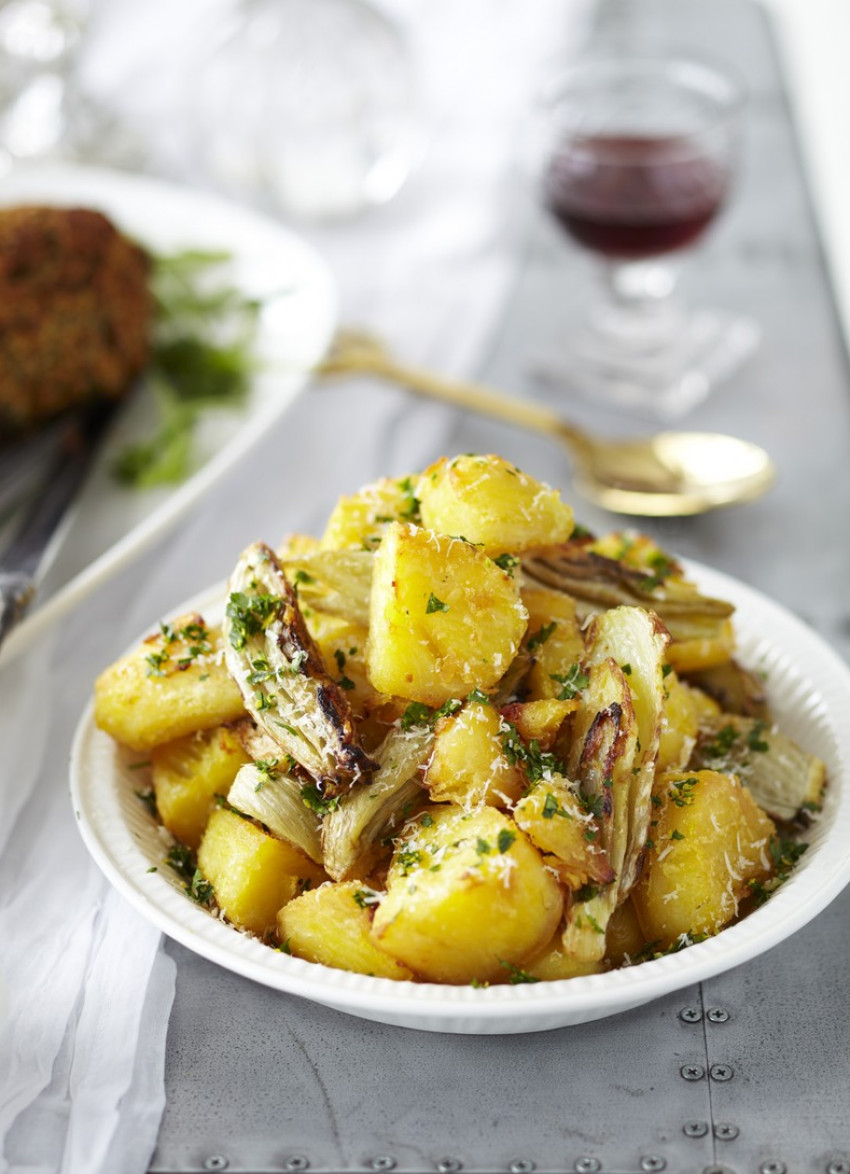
[70,562,850,1033]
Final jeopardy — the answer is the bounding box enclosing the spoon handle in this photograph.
[318,335,591,457]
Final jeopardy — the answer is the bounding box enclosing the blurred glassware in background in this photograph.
[0,0,87,161]
[194,0,420,222]
[537,56,760,419]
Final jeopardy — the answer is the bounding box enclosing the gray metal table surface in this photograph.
[150,2,850,1172]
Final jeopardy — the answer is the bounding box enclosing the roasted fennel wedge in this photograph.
[227,760,323,864]
[522,543,734,671]
[322,723,434,881]
[279,548,373,625]
[689,714,826,824]
[223,542,377,795]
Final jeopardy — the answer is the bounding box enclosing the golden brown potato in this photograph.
[424,697,524,808]
[152,725,250,849]
[321,475,419,551]
[520,586,585,702]
[367,522,528,705]
[278,881,413,980]
[197,807,326,937]
[371,806,563,984]
[632,769,775,950]
[416,454,573,556]
[94,615,245,752]
[513,776,613,890]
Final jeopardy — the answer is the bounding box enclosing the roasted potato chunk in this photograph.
[424,697,524,808]
[513,776,613,890]
[371,806,563,984]
[320,475,419,551]
[152,725,250,849]
[94,615,245,752]
[279,881,413,980]
[367,522,528,705]
[197,807,325,937]
[632,769,775,950]
[417,453,573,556]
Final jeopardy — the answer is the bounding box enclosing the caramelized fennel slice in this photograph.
[689,714,827,824]
[522,544,734,625]
[562,657,638,962]
[322,724,434,882]
[584,606,671,897]
[223,542,377,795]
[227,762,323,864]
[279,549,373,626]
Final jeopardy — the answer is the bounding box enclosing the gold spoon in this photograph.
[317,330,775,517]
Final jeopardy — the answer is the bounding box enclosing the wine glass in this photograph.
[538,57,759,419]
[193,0,419,222]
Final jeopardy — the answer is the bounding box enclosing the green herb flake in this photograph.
[300,784,340,816]
[550,663,589,700]
[426,593,450,615]
[493,553,520,576]
[497,829,516,854]
[500,961,540,985]
[527,621,557,652]
[400,701,433,730]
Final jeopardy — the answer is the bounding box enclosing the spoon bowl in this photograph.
[317,331,775,517]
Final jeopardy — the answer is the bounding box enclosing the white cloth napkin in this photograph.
[0,2,589,1170]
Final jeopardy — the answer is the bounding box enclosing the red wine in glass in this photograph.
[545,134,730,261]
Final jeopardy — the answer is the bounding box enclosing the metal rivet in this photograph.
[371,1159,397,1172]
[284,1159,310,1172]
[679,1007,702,1023]
[640,1158,666,1172]
[509,1163,535,1174]
[437,1162,463,1173]
[575,1160,601,1173]
[684,1122,709,1138]
[760,1163,787,1174]
[714,1124,740,1141]
[203,1161,229,1173]
[681,1063,706,1081]
[707,1007,730,1024]
[827,1163,850,1174]
[710,1063,734,1082]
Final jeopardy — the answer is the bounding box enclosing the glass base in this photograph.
[535,308,761,421]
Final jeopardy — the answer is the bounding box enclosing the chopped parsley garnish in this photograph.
[353,888,380,908]
[188,869,214,907]
[166,842,195,882]
[493,553,519,576]
[497,829,516,853]
[527,622,556,652]
[500,721,566,784]
[542,792,570,820]
[637,551,677,592]
[746,721,771,753]
[550,663,589,700]
[669,777,699,807]
[401,701,434,730]
[397,476,421,521]
[426,593,450,614]
[702,724,739,759]
[300,784,340,816]
[396,847,422,876]
[226,590,282,650]
[500,961,540,985]
[145,649,170,677]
